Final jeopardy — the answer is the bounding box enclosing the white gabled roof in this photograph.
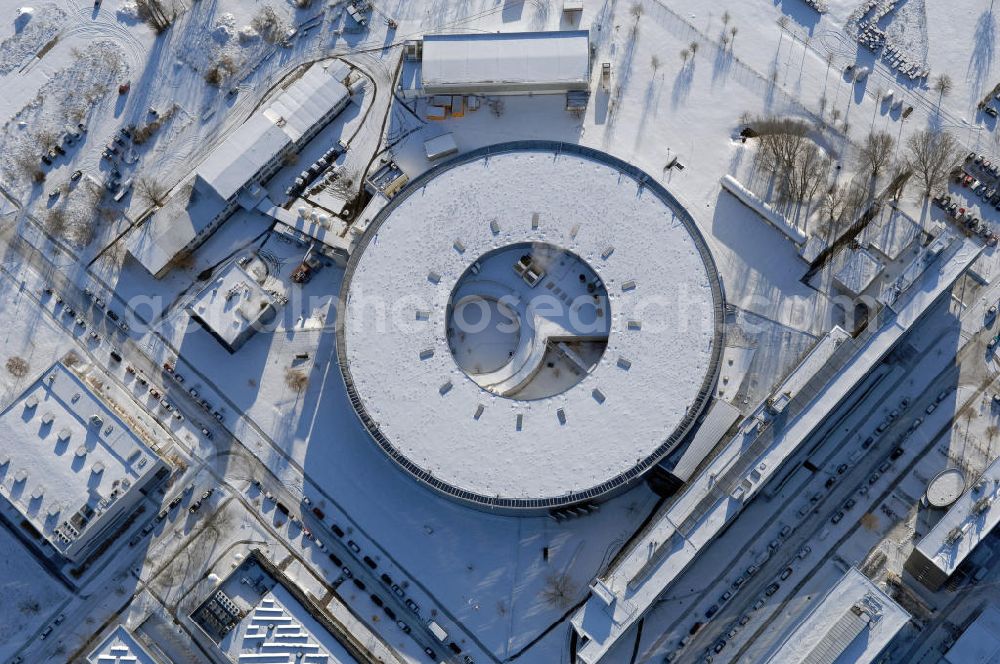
[197,61,351,202]
[128,180,224,276]
[196,115,290,202]
[421,31,590,91]
[265,62,351,141]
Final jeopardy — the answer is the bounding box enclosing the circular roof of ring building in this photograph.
[338,143,724,511]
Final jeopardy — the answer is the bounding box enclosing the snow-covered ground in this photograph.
[1,0,1000,662]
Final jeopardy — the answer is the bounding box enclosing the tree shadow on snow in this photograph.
[969,10,997,103]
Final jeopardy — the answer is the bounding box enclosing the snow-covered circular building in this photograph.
[338,143,725,513]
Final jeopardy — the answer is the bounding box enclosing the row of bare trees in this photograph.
[754,117,832,206]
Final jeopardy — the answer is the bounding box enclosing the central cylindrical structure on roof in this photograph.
[337,142,725,514]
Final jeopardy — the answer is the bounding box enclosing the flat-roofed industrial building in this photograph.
[398,31,591,97]
[0,362,165,562]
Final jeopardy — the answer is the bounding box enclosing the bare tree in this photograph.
[786,142,831,206]
[818,179,868,238]
[756,117,809,180]
[285,368,309,393]
[540,573,577,610]
[858,131,895,181]
[136,177,168,208]
[205,54,238,87]
[689,41,699,57]
[906,129,962,197]
[45,207,67,239]
[630,3,643,19]
[136,0,175,32]
[680,48,689,63]
[722,10,731,26]
[6,357,29,378]
[252,6,287,44]
[650,55,660,73]
[933,73,953,99]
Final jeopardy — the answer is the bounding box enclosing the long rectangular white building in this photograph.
[414,31,591,95]
[130,60,353,278]
[572,230,982,663]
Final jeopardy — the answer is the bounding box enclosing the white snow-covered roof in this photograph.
[264,61,351,142]
[420,31,590,93]
[222,585,360,664]
[88,625,158,664]
[0,363,161,555]
[128,181,223,276]
[196,114,291,202]
[340,147,722,506]
[915,452,1000,577]
[834,247,883,296]
[197,61,351,202]
[762,568,909,664]
[943,604,1000,664]
[187,260,276,349]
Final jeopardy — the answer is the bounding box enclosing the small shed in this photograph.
[424,133,458,161]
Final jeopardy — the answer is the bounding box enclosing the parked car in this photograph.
[764,583,780,597]
[780,567,793,580]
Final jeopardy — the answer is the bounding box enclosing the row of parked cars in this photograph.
[256,484,474,662]
[667,522,809,661]
[670,389,953,663]
[285,141,346,199]
[933,193,997,245]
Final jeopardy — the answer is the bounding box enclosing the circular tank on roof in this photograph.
[337,142,725,513]
[927,468,966,508]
